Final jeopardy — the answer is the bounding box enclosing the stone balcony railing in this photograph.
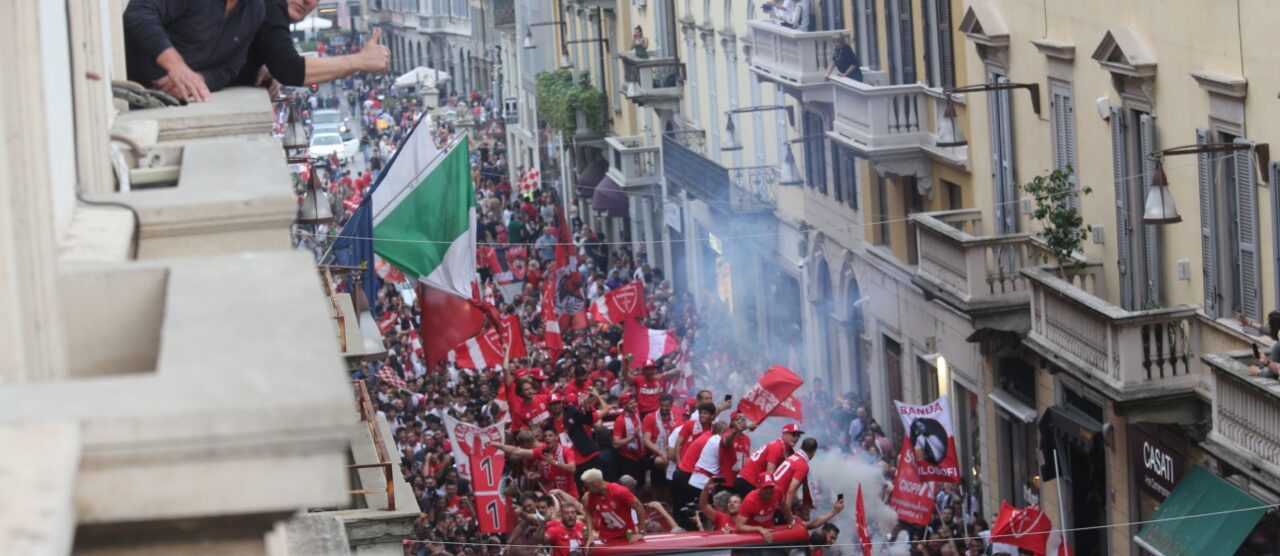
[1023,265,1202,400]
[617,51,685,109]
[664,128,706,156]
[912,209,1038,313]
[829,76,968,167]
[605,135,660,190]
[747,20,844,90]
[1203,351,1280,483]
[421,14,470,35]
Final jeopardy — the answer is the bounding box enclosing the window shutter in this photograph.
[1111,107,1133,310]
[1235,138,1262,323]
[1272,162,1280,310]
[1198,128,1217,317]
[1139,113,1161,306]
[898,0,917,84]
[937,0,955,89]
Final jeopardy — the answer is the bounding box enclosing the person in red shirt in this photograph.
[718,412,752,485]
[581,468,646,544]
[641,393,679,501]
[697,479,743,533]
[774,437,818,524]
[735,423,803,496]
[490,427,579,499]
[735,473,781,543]
[672,401,717,520]
[626,360,678,415]
[612,392,647,488]
[509,378,550,432]
[543,504,587,556]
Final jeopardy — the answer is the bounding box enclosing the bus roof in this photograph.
[589,523,810,555]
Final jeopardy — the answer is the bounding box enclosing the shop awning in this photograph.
[575,158,608,198]
[591,176,629,218]
[1133,466,1266,556]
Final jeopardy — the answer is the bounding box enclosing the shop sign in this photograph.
[1128,426,1186,502]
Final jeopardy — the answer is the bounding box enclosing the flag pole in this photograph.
[1053,448,1067,544]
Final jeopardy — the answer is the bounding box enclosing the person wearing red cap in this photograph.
[774,436,818,525]
[734,472,781,543]
[612,391,648,489]
[735,423,803,496]
[625,359,679,416]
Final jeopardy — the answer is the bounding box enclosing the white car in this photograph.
[309,132,346,160]
[313,124,359,160]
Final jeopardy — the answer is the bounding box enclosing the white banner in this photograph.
[893,397,962,483]
[442,413,507,480]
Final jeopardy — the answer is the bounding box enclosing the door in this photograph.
[884,335,904,442]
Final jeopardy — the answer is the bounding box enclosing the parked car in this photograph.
[312,124,358,160]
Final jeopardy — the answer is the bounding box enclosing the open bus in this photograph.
[589,523,813,556]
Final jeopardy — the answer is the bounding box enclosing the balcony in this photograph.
[617,52,685,110]
[605,135,660,191]
[1022,265,1202,402]
[1204,351,1280,488]
[911,210,1038,322]
[421,14,470,36]
[728,166,778,213]
[665,128,706,157]
[747,20,844,95]
[828,76,969,168]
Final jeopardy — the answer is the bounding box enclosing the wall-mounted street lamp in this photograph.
[722,105,796,152]
[1144,142,1271,224]
[936,82,1042,148]
[778,134,828,186]
[297,162,335,226]
[524,21,567,49]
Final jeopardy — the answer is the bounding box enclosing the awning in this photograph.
[394,66,452,89]
[575,158,608,198]
[591,176,628,218]
[988,389,1036,423]
[1134,466,1266,556]
[1040,405,1103,452]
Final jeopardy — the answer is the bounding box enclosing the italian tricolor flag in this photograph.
[372,127,476,300]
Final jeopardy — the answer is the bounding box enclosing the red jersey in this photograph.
[739,438,789,487]
[544,519,587,556]
[633,374,664,413]
[678,430,713,474]
[613,412,645,461]
[719,432,752,483]
[584,482,638,540]
[511,394,550,431]
[711,510,735,532]
[736,488,780,527]
[588,369,616,390]
[532,444,578,498]
[771,452,811,495]
[641,410,679,455]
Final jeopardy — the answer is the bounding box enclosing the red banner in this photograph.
[542,269,563,360]
[856,485,873,556]
[770,395,804,422]
[894,397,962,483]
[470,442,509,534]
[889,437,936,525]
[736,366,804,426]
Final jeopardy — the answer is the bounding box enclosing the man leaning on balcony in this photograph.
[828,35,863,82]
[124,0,266,103]
[232,0,391,89]
[1240,311,1280,379]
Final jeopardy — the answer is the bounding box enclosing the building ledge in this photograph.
[86,135,296,258]
[0,252,354,525]
[58,205,136,264]
[1031,38,1075,60]
[0,423,80,555]
[1191,70,1248,98]
[115,87,275,142]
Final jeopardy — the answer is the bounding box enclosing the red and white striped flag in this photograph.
[449,316,527,369]
[519,168,539,199]
[374,366,407,390]
[588,281,648,325]
[622,318,679,368]
[542,274,563,360]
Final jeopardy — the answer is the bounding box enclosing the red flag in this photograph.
[1046,529,1075,556]
[542,274,563,360]
[554,204,575,269]
[990,502,1052,555]
[377,311,398,335]
[894,398,962,483]
[468,435,510,534]
[587,281,648,324]
[567,310,589,331]
[889,437,936,525]
[736,366,804,425]
[374,366,407,390]
[449,316,527,369]
[418,284,487,365]
[622,318,679,368]
[770,395,804,422]
[855,485,873,556]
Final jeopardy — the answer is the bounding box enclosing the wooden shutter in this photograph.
[1235,138,1262,322]
[990,76,1016,234]
[857,0,880,69]
[937,0,955,89]
[897,0,917,84]
[1051,85,1078,210]
[1111,107,1133,309]
[1139,114,1161,306]
[1198,129,1217,317]
[1272,162,1280,310]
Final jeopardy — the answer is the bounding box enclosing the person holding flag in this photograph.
[734,423,803,496]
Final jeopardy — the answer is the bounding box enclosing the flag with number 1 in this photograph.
[468,435,509,533]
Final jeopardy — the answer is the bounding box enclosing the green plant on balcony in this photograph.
[535,70,605,137]
[1020,166,1092,278]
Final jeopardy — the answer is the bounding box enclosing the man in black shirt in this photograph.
[124,0,266,102]
[232,0,390,87]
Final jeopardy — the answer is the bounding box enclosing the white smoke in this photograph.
[806,449,899,555]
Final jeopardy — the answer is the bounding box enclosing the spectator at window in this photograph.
[124,0,267,102]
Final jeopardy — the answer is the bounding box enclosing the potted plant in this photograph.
[1019,166,1091,278]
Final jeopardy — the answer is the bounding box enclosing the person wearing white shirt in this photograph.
[688,422,729,490]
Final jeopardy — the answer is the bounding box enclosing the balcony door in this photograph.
[988,73,1017,233]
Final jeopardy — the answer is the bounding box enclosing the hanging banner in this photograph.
[464,432,510,534]
[889,437,937,525]
[894,397,962,483]
[442,413,506,480]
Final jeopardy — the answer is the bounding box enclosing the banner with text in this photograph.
[894,397,962,483]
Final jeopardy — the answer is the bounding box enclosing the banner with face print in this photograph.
[894,397,962,483]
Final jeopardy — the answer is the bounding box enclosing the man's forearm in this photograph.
[304,55,367,86]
